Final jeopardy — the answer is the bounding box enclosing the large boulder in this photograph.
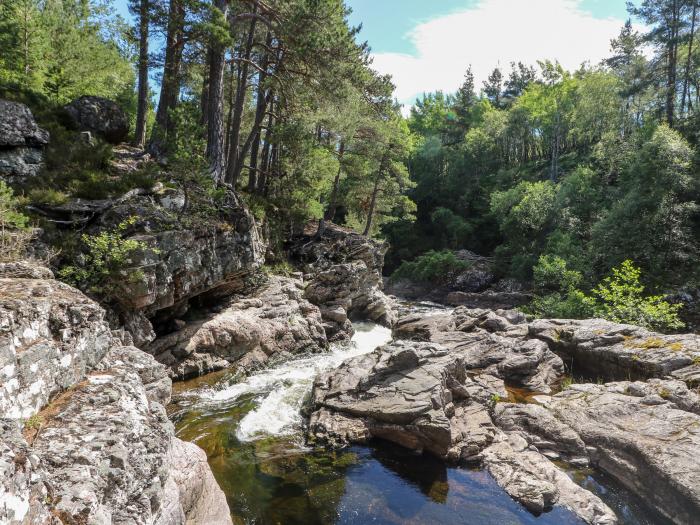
[291,222,396,341]
[308,339,503,462]
[0,269,233,524]
[0,100,49,181]
[64,95,130,144]
[147,275,328,379]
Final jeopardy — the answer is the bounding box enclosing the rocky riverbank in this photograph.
[307,306,700,524]
[0,262,232,524]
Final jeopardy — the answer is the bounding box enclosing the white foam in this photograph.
[195,322,393,441]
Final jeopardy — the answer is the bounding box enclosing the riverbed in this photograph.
[168,317,669,525]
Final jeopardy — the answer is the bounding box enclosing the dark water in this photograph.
[169,322,670,525]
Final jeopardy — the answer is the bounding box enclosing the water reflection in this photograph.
[170,318,660,525]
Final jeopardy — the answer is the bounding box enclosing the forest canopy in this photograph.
[1,0,700,311]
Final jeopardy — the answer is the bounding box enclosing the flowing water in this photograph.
[170,314,670,525]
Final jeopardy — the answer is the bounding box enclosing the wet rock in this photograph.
[545,381,700,524]
[291,222,396,341]
[64,95,129,144]
[529,318,700,383]
[148,276,327,379]
[481,432,616,524]
[308,339,501,462]
[163,437,233,525]
[0,100,49,182]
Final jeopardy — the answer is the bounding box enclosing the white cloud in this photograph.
[371,0,626,110]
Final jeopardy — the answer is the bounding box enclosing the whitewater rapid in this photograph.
[191,322,393,442]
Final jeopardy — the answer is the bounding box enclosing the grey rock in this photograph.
[546,380,700,524]
[0,261,53,280]
[0,100,49,181]
[0,420,58,525]
[163,438,233,525]
[147,276,327,379]
[308,339,501,462]
[0,278,112,419]
[481,432,616,524]
[64,95,130,144]
[93,191,265,321]
[0,274,232,524]
[291,222,396,341]
[394,308,564,393]
[529,318,700,383]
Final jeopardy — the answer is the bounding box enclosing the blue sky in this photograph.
[113,0,635,108]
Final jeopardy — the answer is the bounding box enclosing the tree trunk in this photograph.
[666,1,680,127]
[134,0,149,147]
[325,141,344,222]
[201,49,211,131]
[149,0,184,155]
[225,6,257,185]
[205,0,229,182]
[247,32,272,192]
[257,96,274,194]
[682,2,697,116]
[363,169,382,237]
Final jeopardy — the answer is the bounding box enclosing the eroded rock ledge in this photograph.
[147,275,328,379]
[307,306,700,524]
[0,267,232,524]
[290,222,397,341]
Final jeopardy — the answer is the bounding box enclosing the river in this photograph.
[168,308,669,525]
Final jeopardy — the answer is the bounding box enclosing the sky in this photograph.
[114,0,635,110]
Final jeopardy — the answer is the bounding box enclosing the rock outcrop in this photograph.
[306,331,613,524]
[393,307,564,393]
[64,95,130,144]
[530,317,700,384]
[308,304,700,523]
[505,380,700,524]
[0,100,49,182]
[308,339,504,462]
[291,222,396,341]
[42,185,265,347]
[0,267,232,524]
[147,275,327,379]
[0,278,112,420]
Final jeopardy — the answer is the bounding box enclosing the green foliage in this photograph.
[391,250,471,285]
[592,260,684,331]
[527,258,683,332]
[0,181,32,262]
[58,217,153,301]
[0,0,135,104]
[524,255,595,319]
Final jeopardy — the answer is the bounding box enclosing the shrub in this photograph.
[592,260,683,332]
[524,255,595,318]
[391,250,471,284]
[526,258,684,332]
[58,216,153,300]
[0,181,32,262]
